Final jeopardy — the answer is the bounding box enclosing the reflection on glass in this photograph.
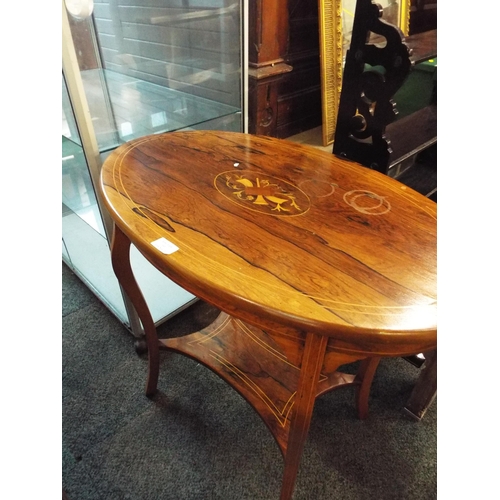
[62,76,105,237]
[62,73,128,321]
[68,0,242,153]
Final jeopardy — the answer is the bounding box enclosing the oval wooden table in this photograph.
[100,131,437,500]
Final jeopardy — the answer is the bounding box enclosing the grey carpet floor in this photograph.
[62,262,436,500]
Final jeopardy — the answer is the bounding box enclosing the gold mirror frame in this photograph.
[318,0,410,146]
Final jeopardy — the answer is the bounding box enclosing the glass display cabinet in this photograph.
[62,0,246,344]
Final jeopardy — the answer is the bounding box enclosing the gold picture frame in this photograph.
[318,0,410,146]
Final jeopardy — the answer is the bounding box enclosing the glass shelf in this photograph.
[72,68,241,153]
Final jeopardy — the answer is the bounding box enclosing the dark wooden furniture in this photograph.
[100,131,437,500]
[333,0,436,176]
[406,28,437,64]
[248,0,323,138]
[404,349,437,420]
[248,1,437,141]
[410,0,437,35]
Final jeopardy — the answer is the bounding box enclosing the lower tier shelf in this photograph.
[161,312,374,455]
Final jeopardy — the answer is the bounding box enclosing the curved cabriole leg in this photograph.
[280,333,328,500]
[110,224,160,397]
[354,357,381,420]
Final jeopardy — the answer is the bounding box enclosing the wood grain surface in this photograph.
[100,131,436,356]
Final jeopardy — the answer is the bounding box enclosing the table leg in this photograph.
[110,225,160,396]
[280,333,328,500]
[355,357,381,420]
[404,350,437,421]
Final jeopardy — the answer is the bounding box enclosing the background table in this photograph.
[100,131,436,500]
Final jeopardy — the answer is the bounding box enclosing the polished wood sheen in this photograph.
[100,131,437,500]
[407,28,437,64]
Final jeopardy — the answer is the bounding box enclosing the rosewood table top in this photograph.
[100,130,437,499]
[101,130,436,354]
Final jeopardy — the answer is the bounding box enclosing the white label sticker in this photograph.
[151,237,179,255]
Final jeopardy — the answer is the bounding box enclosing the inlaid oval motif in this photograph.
[214,170,311,216]
[343,190,391,215]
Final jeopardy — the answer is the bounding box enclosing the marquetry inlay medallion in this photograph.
[214,170,310,216]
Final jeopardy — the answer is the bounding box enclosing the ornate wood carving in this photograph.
[333,0,412,173]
